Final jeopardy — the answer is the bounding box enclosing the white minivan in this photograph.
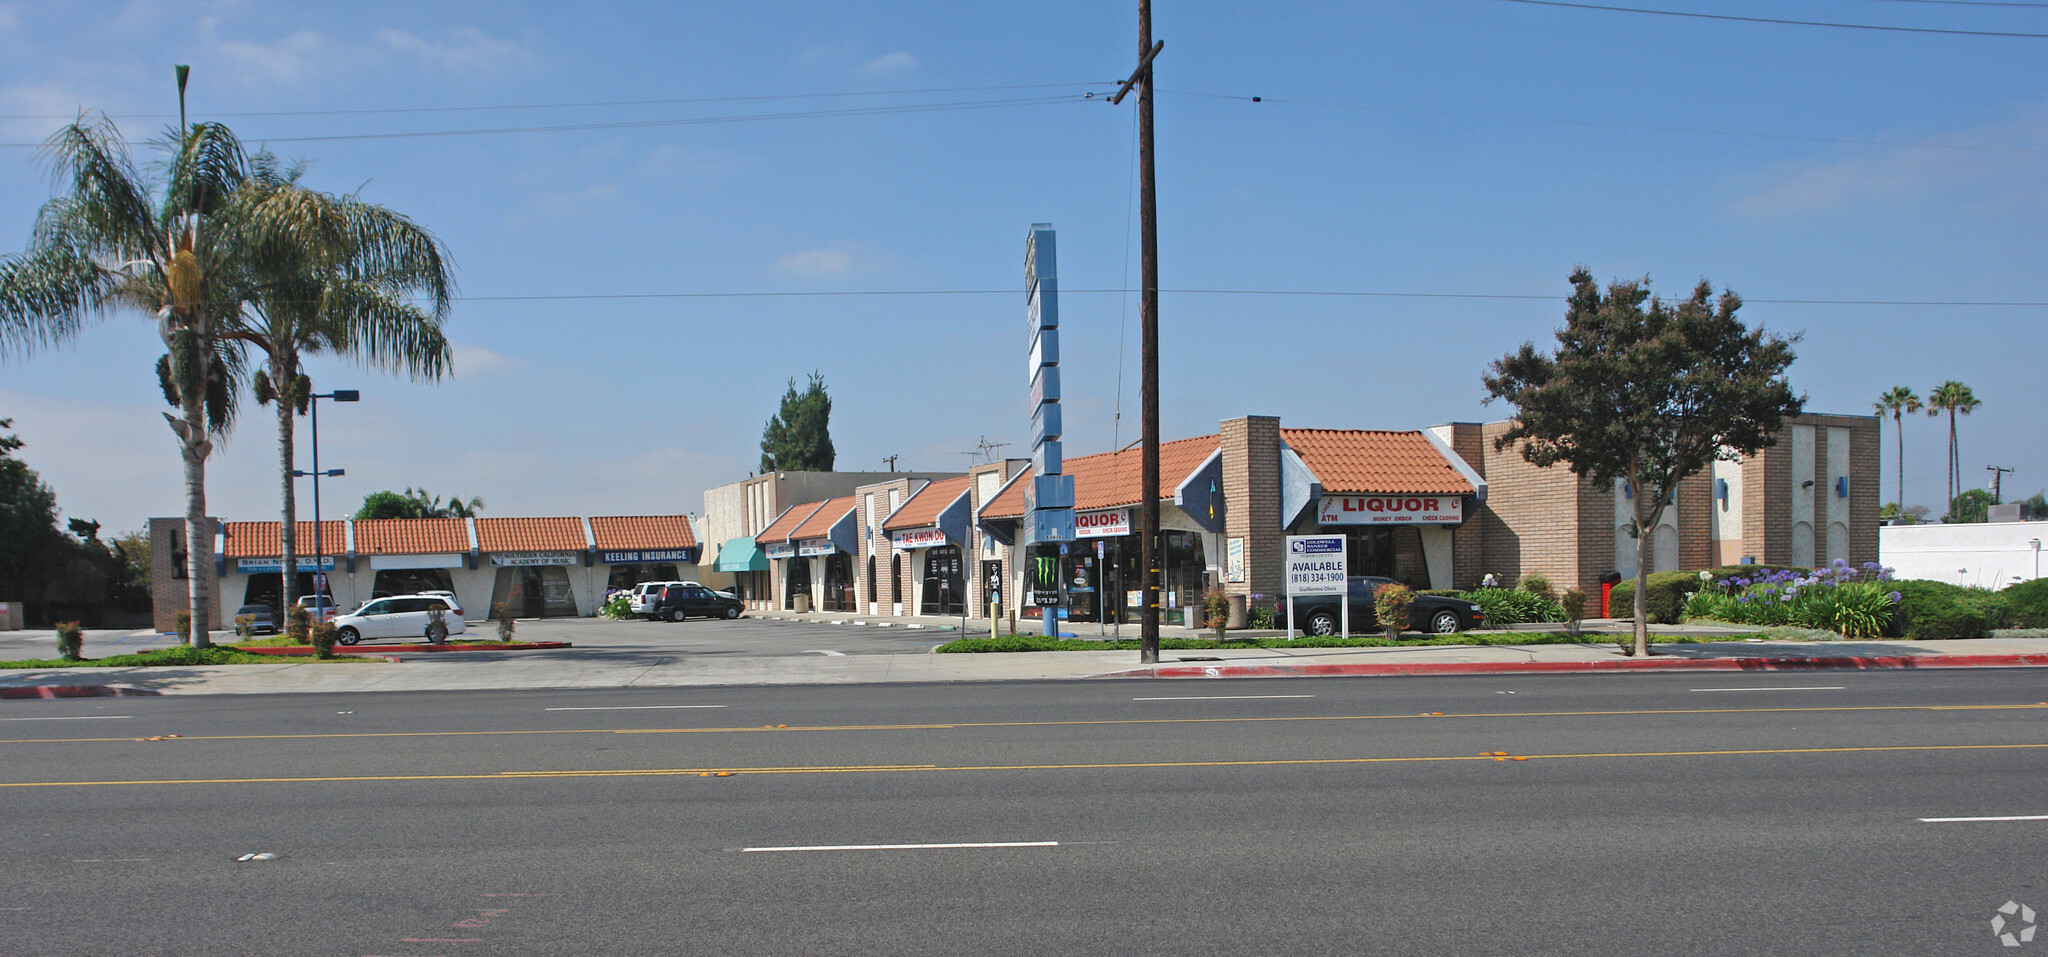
[333,594,466,645]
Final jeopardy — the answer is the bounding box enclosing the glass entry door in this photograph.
[921,545,965,615]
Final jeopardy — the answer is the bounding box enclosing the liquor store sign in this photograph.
[1316,495,1462,525]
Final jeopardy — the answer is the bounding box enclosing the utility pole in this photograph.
[1112,1,1163,663]
[882,454,899,472]
[1989,465,2015,503]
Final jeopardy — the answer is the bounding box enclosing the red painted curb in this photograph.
[238,642,572,656]
[1096,653,2048,679]
[0,685,163,699]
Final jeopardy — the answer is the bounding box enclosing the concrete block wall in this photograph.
[1476,423,1590,594]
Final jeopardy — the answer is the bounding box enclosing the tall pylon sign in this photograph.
[1025,224,1075,635]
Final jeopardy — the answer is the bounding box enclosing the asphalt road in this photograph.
[3,671,2045,955]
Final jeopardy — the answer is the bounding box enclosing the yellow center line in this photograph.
[0,702,2041,746]
[1,743,2044,789]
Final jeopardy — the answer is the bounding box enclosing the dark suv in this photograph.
[655,584,744,622]
[1276,576,1485,636]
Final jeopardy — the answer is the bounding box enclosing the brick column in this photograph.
[1221,416,1283,603]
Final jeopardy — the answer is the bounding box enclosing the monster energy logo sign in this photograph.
[1030,552,1062,607]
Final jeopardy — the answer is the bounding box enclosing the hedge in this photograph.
[1607,570,1705,624]
[1888,580,1998,641]
[2003,578,2048,629]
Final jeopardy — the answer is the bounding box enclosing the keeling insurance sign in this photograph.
[1317,495,1462,525]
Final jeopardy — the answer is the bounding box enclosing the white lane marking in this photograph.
[1919,815,2048,823]
[742,841,1059,853]
[0,715,131,721]
[805,650,847,656]
[72,858,151,862]
[1132,694,1317,701]
[543,705,728,711]
[1688,686,1845,693]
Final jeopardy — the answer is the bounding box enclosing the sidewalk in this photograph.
[4,629,2047,697]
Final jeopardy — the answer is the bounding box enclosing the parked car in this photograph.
[233,604,279,636]
[1275,577,1486,636]
[333,594,467,645]
[654,583,744,622]
[296,594,342,621]
[630,581,685,619]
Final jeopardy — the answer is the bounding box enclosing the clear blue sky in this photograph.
[4,0,2044,536]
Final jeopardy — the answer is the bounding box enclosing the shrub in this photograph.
[2003,578,2048,628]
[1888,580,1994,640]
[1462,587,1567,627]
[496,615,517,641]
[1789,581,1894,639]
[54,621,83,660]
[1518,574,1554,602]
[286,606,312,644]
[1560,588,1587,622]
[1608,570,1702,624]
[598,591,634,620]
[1375,584,1414,638]
[309,621,338,659]
[1203,587,1230,638]
[1703,565,1810,592]
[1954,589,2016,630]
[1248,605,1275,630]
[174,611,191,645]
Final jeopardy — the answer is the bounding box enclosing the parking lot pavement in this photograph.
[0,627,183,660]
[446,614,958,657]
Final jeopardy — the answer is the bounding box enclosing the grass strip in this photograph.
[932,631,1772,654]
[0,645,380,668]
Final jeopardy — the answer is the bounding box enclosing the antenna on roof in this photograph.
[964,435,1009,465]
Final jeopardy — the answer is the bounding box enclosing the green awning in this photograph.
[713,537,768,572]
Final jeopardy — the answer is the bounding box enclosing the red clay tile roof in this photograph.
[1280,429,1474,495]
[220,520,348,558]
[789,496,856,541]
[475,517,588,553]
[882,476,974,530]
[981,435,1221,520]
[352,518,470,556]
[756,502,824,543]
[590,515,697,551]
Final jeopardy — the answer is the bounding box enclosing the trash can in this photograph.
[793,594,811,614]
[1226,593,1248,629]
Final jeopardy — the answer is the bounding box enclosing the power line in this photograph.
[0,93,1110,149]
[1166,89,2048,156]
[1486,0,2048,36]
[0,82,1116,121]
[429,287,2048,307]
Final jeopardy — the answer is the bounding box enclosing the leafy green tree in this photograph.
[1880,501,1929,525]
[0,418,66,614]
[0,107,251,647]
[1926,381,1981,523]
[1873,386,1920,515]
[218,152,453,614]
[2022,491,2048,522]
[760,372,835,472]
[1483,268,1803,656]
[1945,487,1995,524]
[355,487,483,520]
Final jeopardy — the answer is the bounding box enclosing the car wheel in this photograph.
[336,626,360,646]
[722,605,741,619]
[1305,610,1338,637]
[1430,610,1461,635]
[426,622,449,644]
[667,607,686,623]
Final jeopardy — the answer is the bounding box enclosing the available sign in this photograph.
[599,549,692,564]
[1284,535,1347,596]
[235,556,335,572]
[1074,509,1129,539]
[490,552,576,567]
[890,527,949,550]
[1316,495,1462,525]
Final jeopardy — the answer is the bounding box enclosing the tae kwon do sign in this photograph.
[890,528,949,550]
[1317,495,1463,525]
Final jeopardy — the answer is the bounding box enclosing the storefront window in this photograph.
[372,568,455,600]
[1344,528,1396,579]
[488,566,577,618]
[823,553,855,611]
[891,555,902,604]
[606,563,680,592]
[240,571,323,610]
[785,559,811,609]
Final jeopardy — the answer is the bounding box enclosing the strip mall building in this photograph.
[698,412,1880,625]
[149,515,700,631]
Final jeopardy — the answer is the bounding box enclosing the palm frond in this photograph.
[320,278,451,380]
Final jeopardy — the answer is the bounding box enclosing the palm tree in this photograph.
[217,153,454,617]
[1926,381,1981,521]
[1873,386,1920,519]
[0,112,249,647]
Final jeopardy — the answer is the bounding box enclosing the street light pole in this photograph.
[292,389,357,620]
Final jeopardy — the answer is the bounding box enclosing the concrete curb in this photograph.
[0,684,164,699]
[1094,653,2048,679]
